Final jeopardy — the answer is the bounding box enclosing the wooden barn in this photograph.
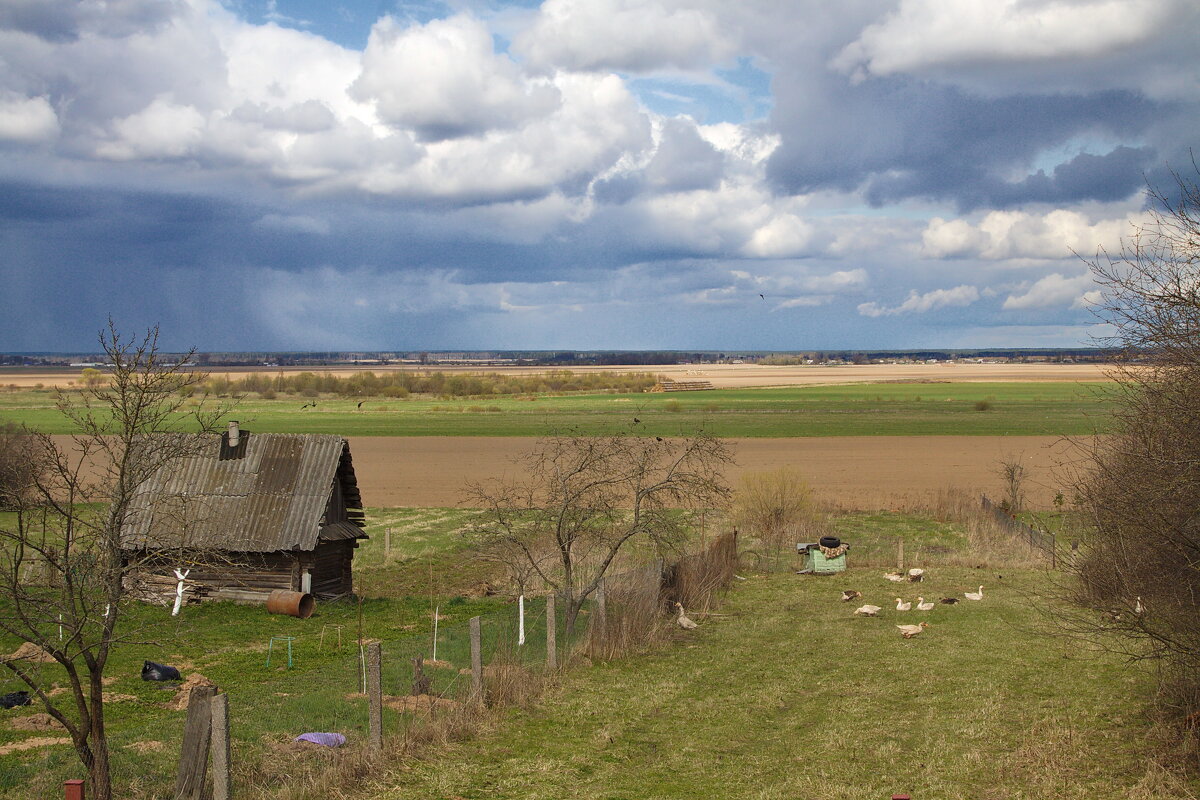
[120,423,367,605]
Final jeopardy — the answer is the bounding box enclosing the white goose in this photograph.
[853,605,883,617]
[895,597,912,611]
[964,586,984,601]
[884,571,906,582]
[674,602,698,629]
[897,622,930,639]
[916,597,935,611]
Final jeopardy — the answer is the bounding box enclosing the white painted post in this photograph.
[432,605,439,662]
[301,569,311,594]
[518,594,526,646]
[172,568,190,617]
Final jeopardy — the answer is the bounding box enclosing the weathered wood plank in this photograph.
[175,685,216,800]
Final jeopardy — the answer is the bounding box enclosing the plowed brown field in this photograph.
[349,434,1085,509]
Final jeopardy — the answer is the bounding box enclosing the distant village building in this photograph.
[120,424,367,605]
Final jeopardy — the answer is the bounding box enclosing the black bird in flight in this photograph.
[357,401,364,409]
[759,293,765,300]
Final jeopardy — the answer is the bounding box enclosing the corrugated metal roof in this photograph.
[121,433,366,553]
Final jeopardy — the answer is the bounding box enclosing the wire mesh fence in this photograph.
[981,494,1057,564]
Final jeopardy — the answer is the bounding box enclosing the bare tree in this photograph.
[465,428,732,635]
[1066,165,1200,713]
[732,467,820,570]
[0,322,225,800]
[0,422,47,510]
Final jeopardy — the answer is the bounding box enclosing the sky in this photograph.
[1,0,1198,352]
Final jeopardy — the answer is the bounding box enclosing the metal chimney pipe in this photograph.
[227,421,240,448]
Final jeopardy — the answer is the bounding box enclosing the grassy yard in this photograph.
[0,381,1118,437]
[358,565,1192,800]
[4,507,1188,799]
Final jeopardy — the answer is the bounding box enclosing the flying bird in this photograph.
[759,293,765,300]
[357,401,364,409]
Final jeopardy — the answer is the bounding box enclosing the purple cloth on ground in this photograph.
[294,732,346,747]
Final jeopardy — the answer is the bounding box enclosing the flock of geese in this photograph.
[842,570,986,638]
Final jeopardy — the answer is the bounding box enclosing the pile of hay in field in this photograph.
[3,643,55,663]
[165,673,215,711]
[9,713,63,732]
[0,736,70,755]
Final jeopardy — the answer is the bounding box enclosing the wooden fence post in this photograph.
[384,528,392,561]
[63,780,84,800]
[367,642,383,753]
[175,685,216,800]
[210,692,231,800]
[546,594,557,669]
[595,579,607,638]
[896,539,905,571]
[469,616,482,702]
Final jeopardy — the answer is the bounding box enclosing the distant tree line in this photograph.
[199,370,660,399]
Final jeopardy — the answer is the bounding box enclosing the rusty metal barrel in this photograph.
[266,590,315,619]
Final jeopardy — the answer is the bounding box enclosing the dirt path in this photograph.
[348,435,1083,509]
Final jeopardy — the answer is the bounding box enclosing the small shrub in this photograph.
[664,399,682,412]
[974,400,992,411]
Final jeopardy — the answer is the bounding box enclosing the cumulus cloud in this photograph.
[0,92,58,142]
[94,96,205,160]
[922,209,1142,260]
[833,0,1172,82]
[351,14,560,141]
[514,0,738,73]
[858,285,980,317]
[1002,272,1096,309]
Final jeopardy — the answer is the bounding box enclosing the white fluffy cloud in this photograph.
[922,209,1141,260]
[352,15,560,141]
[1002,272,1096,309]
[834,0,1177,87]
[514,0,737,72]
[858,285,980,317]
[0,91,58,141]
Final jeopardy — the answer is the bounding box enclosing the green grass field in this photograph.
[0,381,1118,437]
[360,566,1192,800]
[4,507,1191,799]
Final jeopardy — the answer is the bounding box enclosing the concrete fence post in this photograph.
[469,616,483,702]
[210,692,231,800]
[595,579,607,639]
[546,594,557,669]
[367,642,383,753]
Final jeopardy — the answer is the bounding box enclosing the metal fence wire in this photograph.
[980,495,1056,565]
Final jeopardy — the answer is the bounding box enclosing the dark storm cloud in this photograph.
[0,0,182,43]
[766,72,1168,210]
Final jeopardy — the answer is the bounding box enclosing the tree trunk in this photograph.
[88,673,113,800]
[564,597,583,638]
